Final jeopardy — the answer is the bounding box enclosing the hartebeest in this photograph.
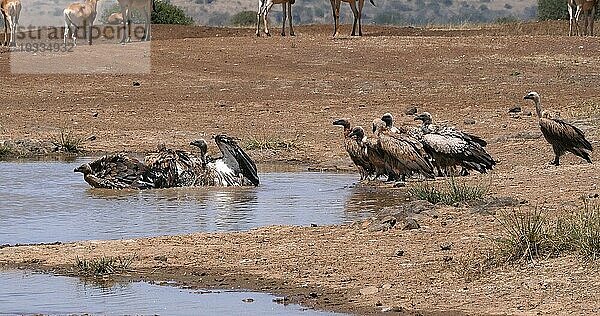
[330,0,375,37]
[117,0,153,43]
[1,0,21,47]
[64,0,98,46]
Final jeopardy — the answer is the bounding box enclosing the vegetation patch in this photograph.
[230,11,257,27]
[408,177,488,205]
[0,144,12,159]
[101,1,194,25]
[495,202,600,263]
[244,136,299,151]
[52,130,85,154]
[75,256,135,276]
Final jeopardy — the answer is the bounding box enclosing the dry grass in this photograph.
[74,256,135,276]
[408,177,488,205]
[51,129,85,153]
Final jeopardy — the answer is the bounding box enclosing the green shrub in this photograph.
[537,0,567,20]
[75,256,135,276]
[52,129,84,153]
[495,209,551,262]
[152,0,194,25]
[230,11,258,27]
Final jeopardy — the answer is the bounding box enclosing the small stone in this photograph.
[92,112,98,117]
[359,286,379,295]
[402,218,420,230]
[393,181,406,188]
[242,298,254,303]
[310,223,318,227]
[440,243,452,251]
[153,255,167,262]
[404,106,417,115]
[394,249,404,256]
[443,256,453,262]
[273,297,289,304]
[132,81,140,86]
[375,301,383,306]
[463,118,476,125]
[382,306,405,312]
[308,292,318,298]
[508,105,521,113]
[382,283,392,289]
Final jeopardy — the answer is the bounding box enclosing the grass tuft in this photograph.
[495,209,550,263]
[75,256,135,276]
[244,136,299,151]
[0,144,12,158]
[408,177,487,205]
[52,129,85,153]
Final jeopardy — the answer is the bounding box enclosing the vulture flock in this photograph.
[74,134,260,189]
[334,112,496,182]
[335,91,594,182]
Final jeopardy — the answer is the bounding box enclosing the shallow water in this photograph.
[0,270,341,315]
[0,159,408,244]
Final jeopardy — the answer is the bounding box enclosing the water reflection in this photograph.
[0,270,341,315]
[0,159,409,244]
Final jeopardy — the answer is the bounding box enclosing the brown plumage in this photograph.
[333,119,374,180]
[346,126,388,180]
[524,91,593,165]
[372,119,435,179]
[144,145,204,188]
[74,153,154,189]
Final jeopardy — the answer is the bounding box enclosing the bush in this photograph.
[230,11,258,26]
[152,0,194,25]
[537,0,567,20]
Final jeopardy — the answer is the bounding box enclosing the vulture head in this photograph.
[74,163,92,175]
[372,118,387,135]
[347,126,366,140]
[190,139,208,156]
[332,118,351,130]
[523,91,540,103]
[381,113,394,128]
[414,112,433,125]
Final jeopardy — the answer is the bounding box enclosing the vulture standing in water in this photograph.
[414,112,495,176]
[345,125,389,180]
[190,134,260,186]
[370,119,435,180]
[524,91,593,165]
[333,118,374,180]
[74,153,154,189]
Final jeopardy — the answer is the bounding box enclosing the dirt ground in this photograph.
[2,21,600,315]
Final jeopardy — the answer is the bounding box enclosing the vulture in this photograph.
[414,112,495,176]
[371,118,435,180]
[524,91,593,165]
[144,144,204,188]
[191,134,260,187]
[74,153,154,189]
[381,113,404,134]
[333,119,374,180]
[75,135,260,189]
[346,125,389,180]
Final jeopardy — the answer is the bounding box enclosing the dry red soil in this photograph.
[2,22,600,315]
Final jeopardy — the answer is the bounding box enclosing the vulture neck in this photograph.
[533,98,543,119]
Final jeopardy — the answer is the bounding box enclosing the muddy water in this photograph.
[0,270,341,315]
[0,159,408,244]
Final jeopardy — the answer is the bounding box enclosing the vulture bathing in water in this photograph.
[523,91,593,165]
[74,134,259,189]
[413,112,496,176]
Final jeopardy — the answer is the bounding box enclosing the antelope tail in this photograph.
[370,0,376,6]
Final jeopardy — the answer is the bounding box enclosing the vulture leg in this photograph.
[551,145,563,166]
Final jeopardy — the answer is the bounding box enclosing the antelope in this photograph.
[330,0,375,37]
[117,0,153,43]
[1,0,21,47]
[567,0,599,36]
[63,0,98,46]
[256,0,294,37]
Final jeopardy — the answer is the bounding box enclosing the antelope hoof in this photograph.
[281,32,286,36]
[290,32,295,36]
[266,32,271,37]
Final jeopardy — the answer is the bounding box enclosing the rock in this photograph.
[132,81,140,86]
[463,118,476,125]
[440,243,452,251]
[92,112,99,117]
[368,215,397,232]
[273,297,289,304]
[381,306,405,312]
[394,249,405,257]
[402,218,420,230]
[404,106,417,115]
[508,105,521,113]
[382,283,393,289]
[393,181,406,188]
[310,223,318,227]
[242,298,254,303]
[359,286,379,295]
[308,292,318,298]
[443,256,453,262]
[153,255,167,262]
[363,201,434,232]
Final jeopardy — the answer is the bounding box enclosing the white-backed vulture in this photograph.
[414,112,495,176]
[346,125,388,180]
[74,153,154,189]
[191,135,260,187]
[381,113,403,134]
[333,119,375,180]
[144,145,203,188]
[523,91,593,165]
[372,119,435,180]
